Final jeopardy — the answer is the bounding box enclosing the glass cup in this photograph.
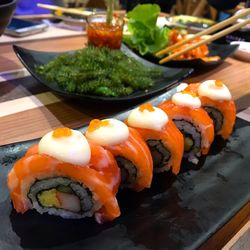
[87,13,124,49]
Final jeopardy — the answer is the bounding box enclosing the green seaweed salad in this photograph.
[36,46,163,97]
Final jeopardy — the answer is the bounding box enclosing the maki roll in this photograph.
[159,91,214,163]
[185,80,236,139]
[8,128,121,223]
[126,103,184,175]
[85,119,153,191]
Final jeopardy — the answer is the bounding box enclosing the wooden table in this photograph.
[0,35,249,249]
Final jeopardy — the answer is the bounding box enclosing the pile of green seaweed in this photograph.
[36,46,163,97]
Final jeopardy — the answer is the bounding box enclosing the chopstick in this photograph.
[37,3,94,17]
[156,8,250,57]
[159,18,250,64]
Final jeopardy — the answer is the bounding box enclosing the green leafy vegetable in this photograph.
[123,4,171,55]
[36,46,163,97]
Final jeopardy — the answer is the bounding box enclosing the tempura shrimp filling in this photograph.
[147,139,171,173]
[204,106,224,133]
[115,156,137,188]
[28,177,100,219]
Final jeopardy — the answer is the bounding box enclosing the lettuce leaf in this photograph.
[123,4,171,56]
[127,4,160,29]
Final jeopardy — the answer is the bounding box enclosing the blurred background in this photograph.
[15,0,250,21]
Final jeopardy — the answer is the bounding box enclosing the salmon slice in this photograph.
[127,120,184,175]
[159,100,214,155]
[99,127,153,192]
[25,142,121,193]
[185,83,236,139]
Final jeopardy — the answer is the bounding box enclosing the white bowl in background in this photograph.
[230,41,250,62]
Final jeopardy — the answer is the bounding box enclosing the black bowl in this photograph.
[0,0,16,36]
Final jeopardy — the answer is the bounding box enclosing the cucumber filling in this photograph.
[37,188,81,213]
[184,136,194,152]
[38,189,60,208]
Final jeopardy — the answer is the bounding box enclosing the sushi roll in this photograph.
[185,80,236,140]
[158,90,214,164]
[85,118,153,191]
[8,127,121,223]
[126,103,184,175]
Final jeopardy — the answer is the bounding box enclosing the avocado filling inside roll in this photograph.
[204,106,223,133]
[28,177,100,219]
[147,139,171,173]
[116,156,137,188]
[173,119,201,154]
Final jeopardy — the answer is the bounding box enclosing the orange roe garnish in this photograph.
[181,90,197,97]
[139,103,155,112]
[215,80,223,87]
[52,127,72,138]
[88,119,110,133]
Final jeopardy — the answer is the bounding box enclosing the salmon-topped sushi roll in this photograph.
[126,103,184,175]
[185,80,236,140]
[85,119,153,192]
[8,127,121,224]
[159,90,214,164]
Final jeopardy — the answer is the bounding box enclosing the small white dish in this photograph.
[230,41,250,62]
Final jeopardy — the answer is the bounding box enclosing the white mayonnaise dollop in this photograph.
[176,82,189,92]
[198,80,232,101]
[85,118,129,146]
[127,104,168,131]
[172,92,201,108]
[39,128,91,166]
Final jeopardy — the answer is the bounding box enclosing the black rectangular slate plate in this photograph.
[12,44,193,103]
[0,89,249,250]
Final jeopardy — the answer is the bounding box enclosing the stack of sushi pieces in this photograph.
[7,80,236,223]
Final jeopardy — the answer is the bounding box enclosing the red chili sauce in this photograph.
[87,22,123,50]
